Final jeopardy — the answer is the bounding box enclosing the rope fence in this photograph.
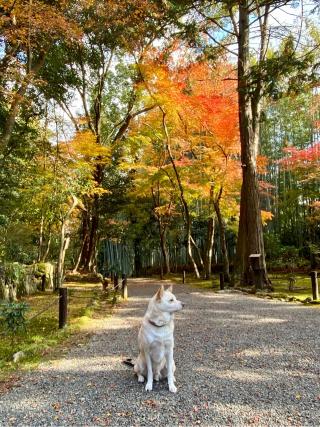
[1,273,127,340]
[27,297,61,322]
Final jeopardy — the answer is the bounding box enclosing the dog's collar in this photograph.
[148,319,167,328]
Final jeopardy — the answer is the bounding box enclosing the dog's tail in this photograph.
[122,358,134,368]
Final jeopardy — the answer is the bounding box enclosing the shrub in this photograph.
[0,301,29,336]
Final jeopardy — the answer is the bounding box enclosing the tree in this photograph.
[127,48,240,278]
[168,0,319,287]
[0,0,79,150]
[37,0,172,272]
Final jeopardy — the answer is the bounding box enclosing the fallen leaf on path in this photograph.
[52,403,61,411]
[143,399,158,408]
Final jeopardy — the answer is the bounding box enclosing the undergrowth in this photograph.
[0,283,116,379]
[165,272,319,304]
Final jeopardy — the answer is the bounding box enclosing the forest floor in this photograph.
[0,283,114,378]
[0,278,320,426]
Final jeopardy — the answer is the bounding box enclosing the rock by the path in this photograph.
[12,351,26,363]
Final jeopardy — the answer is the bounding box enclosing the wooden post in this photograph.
[182,270,186,284]
[311,271,319,300]
[121,274,128,300]
[219,272,224,290]
[114,273,119,291]
[249,254,263,289]
[59,287,68,329]
[102,277,109,292]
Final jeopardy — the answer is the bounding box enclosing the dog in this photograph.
[133,284,183,393]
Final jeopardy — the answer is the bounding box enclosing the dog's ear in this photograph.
[155,285,164,301]
[167,284,173,293]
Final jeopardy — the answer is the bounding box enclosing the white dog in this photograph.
[134,284,183,393]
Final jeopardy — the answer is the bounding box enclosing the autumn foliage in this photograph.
[131,48,241,218]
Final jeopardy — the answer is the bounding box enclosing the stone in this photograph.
[13,351,26,363]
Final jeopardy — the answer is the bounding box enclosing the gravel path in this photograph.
[0,279,320,426]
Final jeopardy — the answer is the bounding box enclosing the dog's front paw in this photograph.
[138,374,145,383]
[169,383,177,393]
[145,382,153,391]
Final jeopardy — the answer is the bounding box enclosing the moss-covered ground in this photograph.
[0,283,115,381]
[163,272,319,304]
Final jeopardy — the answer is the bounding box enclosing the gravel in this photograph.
[0,279,320,426]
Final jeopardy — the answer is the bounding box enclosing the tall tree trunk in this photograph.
[37,215,44,262]
[187,223,200,278]
[159,229,170,274]
[204,216,215,279]
[191,236,204,271]
[134,237,142,277]
[76,209,90,271]
[214,199,230,283]
[236,0,268,287]
[56,222,70,289]
[42,230,51,262]
[77,160,102,272]
[151,186,171,275]
[56,196,79,288]
[83,194,100,272]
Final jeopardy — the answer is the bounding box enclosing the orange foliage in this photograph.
[0,0,80,49]
[131,45,241,218]
[261,210,274,226]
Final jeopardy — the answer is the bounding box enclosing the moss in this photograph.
[167,272,320,307]
[35,263,47,274]
[0,282,112,380]
[166,273,220,291]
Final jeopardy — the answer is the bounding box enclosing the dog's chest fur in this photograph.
[141,318,174,345]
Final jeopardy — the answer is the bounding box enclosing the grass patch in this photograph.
[267,274,314,302]
[0,283,115,380]
[164,272,319,305]
[165,273,221,291]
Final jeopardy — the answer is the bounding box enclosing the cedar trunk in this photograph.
[236,0,268,287]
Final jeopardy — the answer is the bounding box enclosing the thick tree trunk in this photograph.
[236,0,268,288]
[77,201,99,273]
[77,161,102,273]
[204,216,215,279]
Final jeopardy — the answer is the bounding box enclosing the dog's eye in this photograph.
[170,299,174,302]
